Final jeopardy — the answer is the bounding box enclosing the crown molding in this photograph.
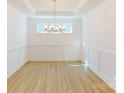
[35,11,74,16]
[22,0,88,16]
[8,0,107,17]
[74,0,88,14]
[8,3,28,17]
[22,0,36,14]
[12,0,90,17]
[28,15,82,19]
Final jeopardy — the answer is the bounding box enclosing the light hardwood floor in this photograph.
[8,61,115,93]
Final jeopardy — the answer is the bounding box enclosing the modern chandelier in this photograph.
[44,0,65,32]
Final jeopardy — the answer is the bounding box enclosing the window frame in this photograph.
[36,23,73,34]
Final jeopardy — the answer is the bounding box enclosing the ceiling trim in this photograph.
[35,11,74,16]
[28,15,82,19]
[22,0,89,16]
[74,0,88,13]
[8,4,26,16]
[22,0,36,14]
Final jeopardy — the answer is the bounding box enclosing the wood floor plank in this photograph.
[8,61,115,93]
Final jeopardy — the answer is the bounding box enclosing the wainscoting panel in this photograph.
[83,44,116,89]
[19,46,26,66]
[7,46,26,78]
[100,51,116,88]
[7,47,19,78]
[88,48,99,73]
[27,45,81,61]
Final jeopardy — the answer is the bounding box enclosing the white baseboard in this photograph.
[7,61,27,78]
[82,44,116,90]
[27,60,82,62]
[7,46,27,78]
[88,66,116,91]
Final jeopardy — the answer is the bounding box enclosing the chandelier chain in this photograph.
[54,0,56,29]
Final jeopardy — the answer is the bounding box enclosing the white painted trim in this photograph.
[28,15,82,19]
[27,44,81,61]
[27,60,81,62]
[7,60,27,78]
[84,0,110,16]
[82,43,116,90]
[7,45,26,50]
[8,4,27,17]
[7,46,27,78]
[82,43,116,55]
[88,66,116,90]
[22,0,88,17]
[74,0,88,13]
[22,0,36,14]
[27,44,81,47]
[35,11,74,16]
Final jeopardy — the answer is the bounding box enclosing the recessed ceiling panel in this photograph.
[30,0,81,11]
[8,0,107,16]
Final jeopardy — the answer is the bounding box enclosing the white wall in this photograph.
[27,18,82,61]
[8,0,116,90]
[82,0,116,89]
[7,5,27,78]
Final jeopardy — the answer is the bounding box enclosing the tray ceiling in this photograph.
[8,0,106,16]
[31,0,81,11]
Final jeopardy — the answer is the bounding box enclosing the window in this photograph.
[36,23,72,33]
